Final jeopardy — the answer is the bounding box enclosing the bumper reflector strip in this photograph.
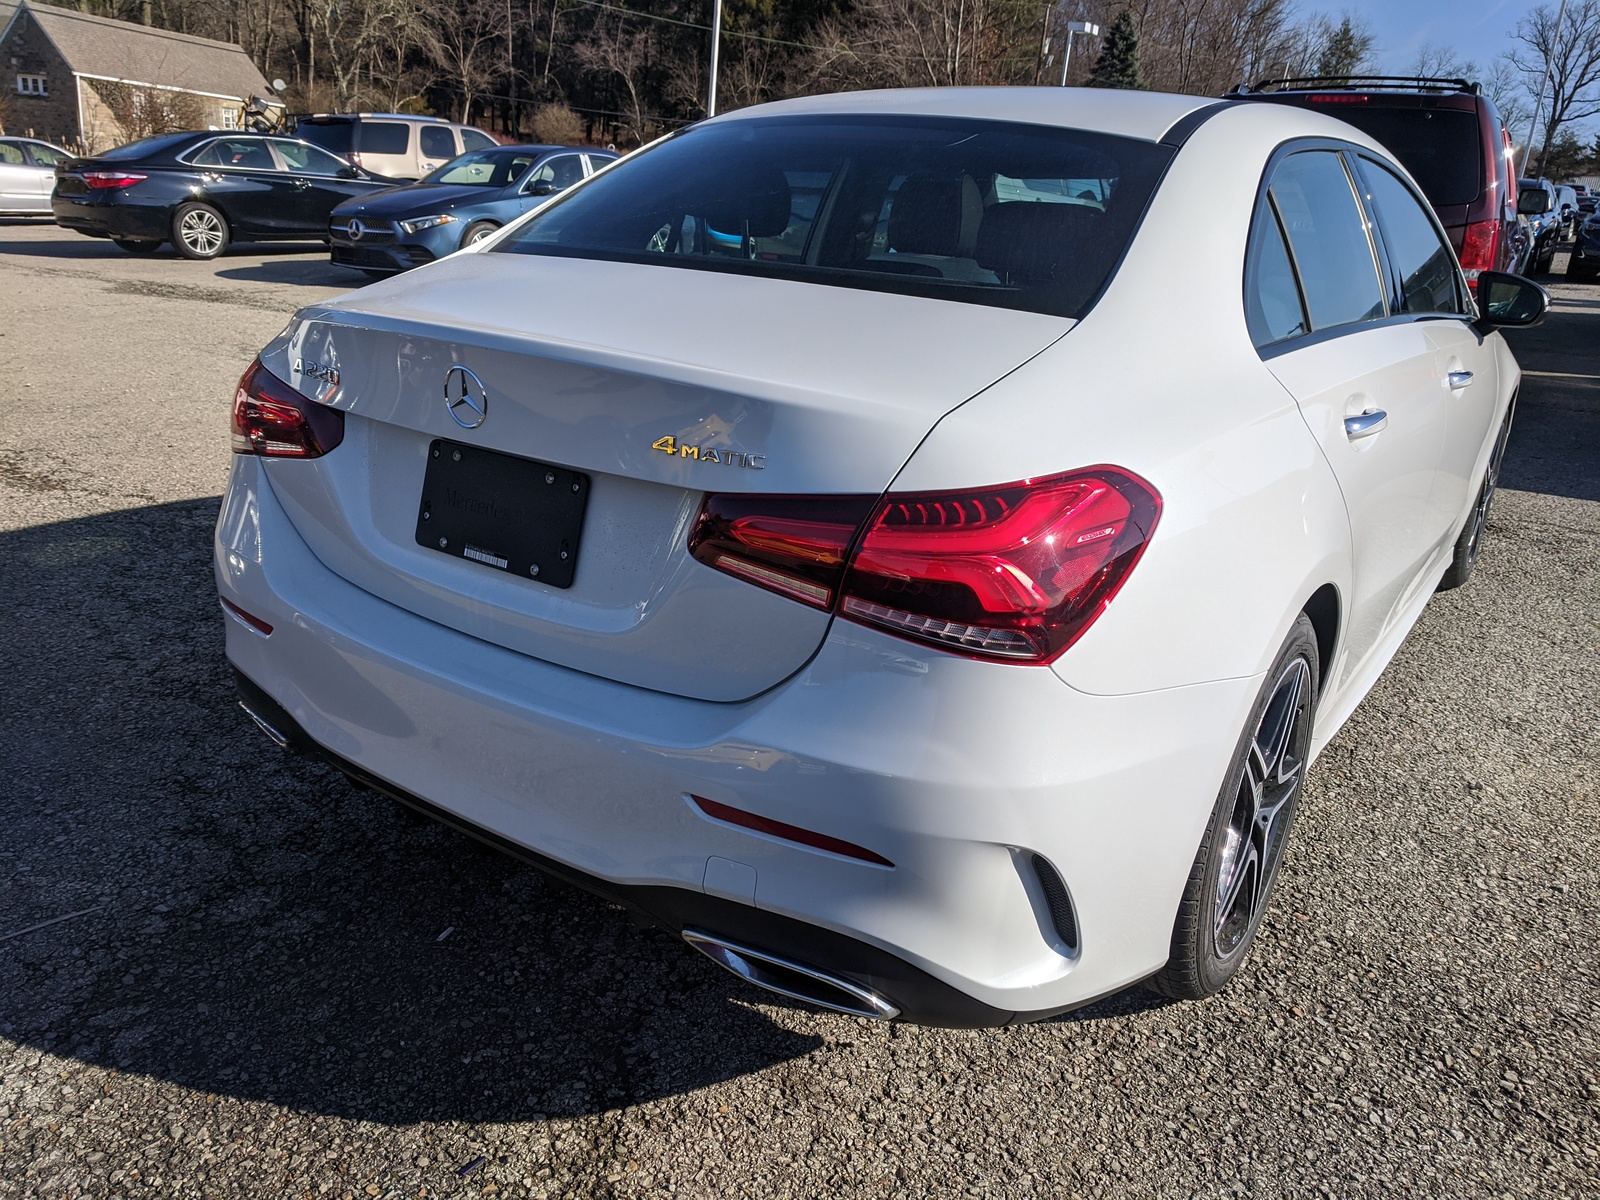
[220,597,273,636]
[691,795,894,867]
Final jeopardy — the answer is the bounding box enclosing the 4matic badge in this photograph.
[652,435,765,470]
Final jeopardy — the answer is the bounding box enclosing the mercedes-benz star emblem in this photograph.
[346,218,365,241]
[444,366,488,429]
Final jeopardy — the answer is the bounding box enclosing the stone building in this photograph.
[0,0,275,152]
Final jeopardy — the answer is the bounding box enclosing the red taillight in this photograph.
[230,358,345,458]
[688,493,877,609]
[1459,218,1500,289]
[690,467,1161,664]
[81,171,147,189]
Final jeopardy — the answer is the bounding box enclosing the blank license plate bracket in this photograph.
[415,439,589,589]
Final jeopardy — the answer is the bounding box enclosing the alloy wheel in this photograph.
[1463,409,1514,568]
[180,209,224,256]
[1212,656,1312,958]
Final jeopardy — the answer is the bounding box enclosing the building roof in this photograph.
[3,0,271,101]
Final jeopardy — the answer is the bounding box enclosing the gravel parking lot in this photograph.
[1,222,1596,1199]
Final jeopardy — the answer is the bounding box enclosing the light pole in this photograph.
[1059,20,1100,87]
[707,0,724,117]
[1522,0,1568,176]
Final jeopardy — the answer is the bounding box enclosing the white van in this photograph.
[293,114,498,181]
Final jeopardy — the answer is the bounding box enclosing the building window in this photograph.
[221,108,238,130]
[16,74,48,97]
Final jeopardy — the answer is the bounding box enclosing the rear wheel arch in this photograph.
[1300,584,1340,696]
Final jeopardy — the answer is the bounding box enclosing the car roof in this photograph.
[707,87,1218,144]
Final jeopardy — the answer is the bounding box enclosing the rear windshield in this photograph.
[1315,107,1482,207]
[495,116,1173,318]
[96,133,194,161]
[294,120,353,155]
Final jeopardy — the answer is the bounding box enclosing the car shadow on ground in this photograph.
[214,260,369,287]
[0,498,829,1124]
[1501,302,1600,504]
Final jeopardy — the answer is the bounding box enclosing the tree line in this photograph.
[27,0,1600,174]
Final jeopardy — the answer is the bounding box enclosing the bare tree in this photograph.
[1407,42,1475,81]
[423,0,510,124]
[1484,54,1531,141]
[574,14,658,144]
[1510,0,1600,175]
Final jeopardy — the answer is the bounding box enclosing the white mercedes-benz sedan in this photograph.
[215,88,1546,1026]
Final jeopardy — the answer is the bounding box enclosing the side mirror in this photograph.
[1474,271,1549,331]
[1517,190,1551,216]
[525,180,557,197]
[337,165,359,179]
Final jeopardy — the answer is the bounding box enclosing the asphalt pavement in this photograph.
[1,222,1596,1198]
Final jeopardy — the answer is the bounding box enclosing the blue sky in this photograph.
[1348,0,1526,75]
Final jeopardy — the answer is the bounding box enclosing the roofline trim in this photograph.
[73,71,247,103]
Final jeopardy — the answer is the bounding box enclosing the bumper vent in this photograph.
[1031,853,1079,953]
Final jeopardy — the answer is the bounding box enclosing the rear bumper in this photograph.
[51,194,167,240]
[215,455,1261,1024]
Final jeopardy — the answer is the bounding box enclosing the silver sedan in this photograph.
[0,137,70,215]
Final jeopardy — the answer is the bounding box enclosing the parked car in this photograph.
[52,132,396,259]
[0,137,71,215]
[218,88,1544,1026]
[1578,195,1598,217]
[294,114,498,182]
[327,144,618,276]
[1225,76,1524,291]
[1554,184,1579,235]
[1517,177,1561,272]
[1569,211,1600,281]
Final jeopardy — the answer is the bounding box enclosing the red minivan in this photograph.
[1225,76,1525,290]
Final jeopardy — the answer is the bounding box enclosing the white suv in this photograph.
[294,114,497,181]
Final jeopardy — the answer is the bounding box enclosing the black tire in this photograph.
[1149,614,1319,1001]
[113,238,160,254]
[1437,397,1515,592]
[171,202,229,260]
[460,221,500,249]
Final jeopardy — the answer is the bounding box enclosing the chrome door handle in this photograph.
[1446,370,1474,389]
[1344,410,1388,440]
[293,179,312,189]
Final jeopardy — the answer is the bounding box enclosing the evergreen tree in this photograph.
[1087,9,1145,91]
[1317,16,1374,79]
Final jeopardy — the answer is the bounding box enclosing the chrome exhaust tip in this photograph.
[238,699,291,749]
[682,929,900,1021]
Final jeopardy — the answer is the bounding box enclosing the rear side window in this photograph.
[277,141,349,177]
[1357,156,1463,315]
[295,121,353,156]
[460,129,496,152]
[1245,201,1309,346]
[420,125,457,160]
[497,116,1174,319]
[1313,107,1481,208]
[529,154,585,190]
[190,138,277,171]
[26,143,66,167]
[359,122,411,156]
[1268,151,1386,331]
[0,142,23,165]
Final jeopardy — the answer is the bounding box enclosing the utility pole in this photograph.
[1060,20,1100,87]
[1523,0,1568,176]
[707,0,724,117]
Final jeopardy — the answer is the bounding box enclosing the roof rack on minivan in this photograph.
[1227,76,1480,97]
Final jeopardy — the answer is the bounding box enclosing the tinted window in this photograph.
[460,129,496,152]
[96,133,195,161]
[25,143,66,167]
[190,138,277,171]
[427,148,537,188]
[359,122,411,156]
[528,154,585,190]
[1316,107,1481,207]
[1269,151,1386,331]
[497,116,1174,319]
[296,120,353,155]
[420,125,457,159]
[1245,200,1309,346]
[277,140,348,176]
[0,142,23,165]
[1358,156,1462,315]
